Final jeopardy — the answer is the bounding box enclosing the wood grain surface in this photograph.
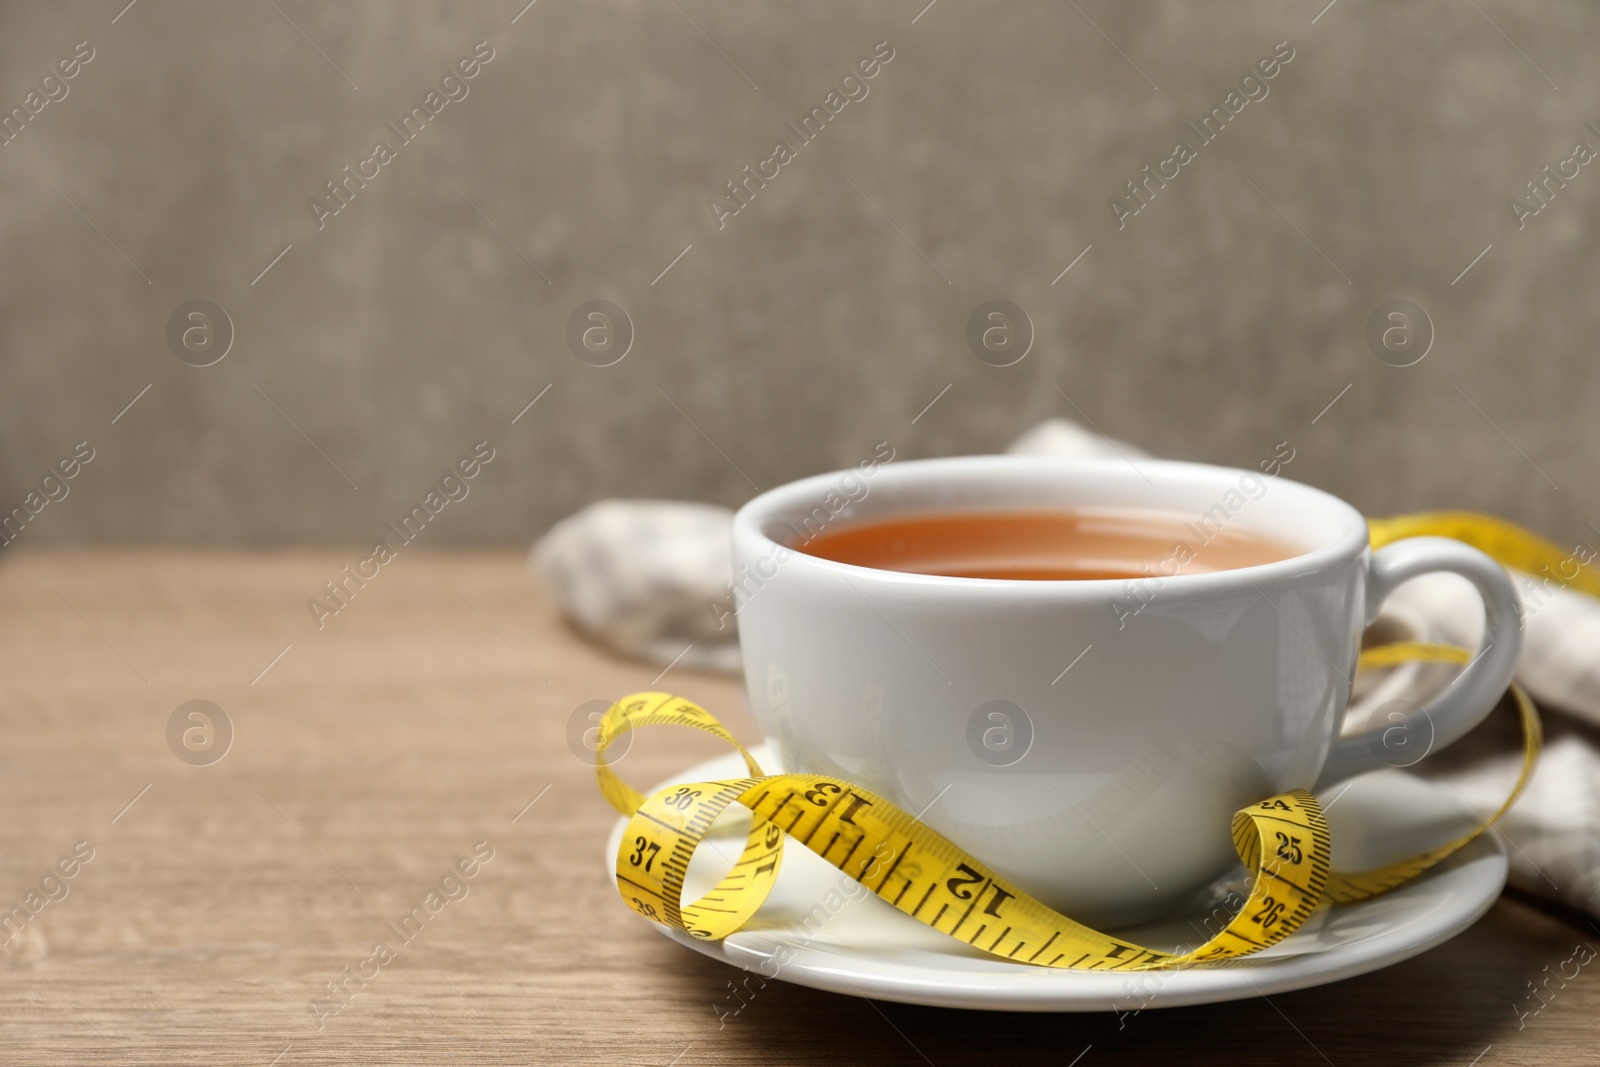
[0,549,1594,1066]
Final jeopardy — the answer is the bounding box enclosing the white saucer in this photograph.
[605,743,1507,1011]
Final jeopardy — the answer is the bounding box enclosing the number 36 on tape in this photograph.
[594,642,1539,972]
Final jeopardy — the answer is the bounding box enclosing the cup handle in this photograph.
[1313,536,1523,789]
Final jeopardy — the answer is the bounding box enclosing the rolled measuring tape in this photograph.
[1368,510,1600,598]
[596,511,1573,971]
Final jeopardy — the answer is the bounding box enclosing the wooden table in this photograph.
[0,549,1594,1065]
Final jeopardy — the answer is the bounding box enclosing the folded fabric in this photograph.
[531,417,1600,916]
[531,499,740,674]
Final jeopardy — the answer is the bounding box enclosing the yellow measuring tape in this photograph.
[595,512,1574,971]
[1369,510,1600,597]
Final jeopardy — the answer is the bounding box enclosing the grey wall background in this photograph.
[0,0,1595,546]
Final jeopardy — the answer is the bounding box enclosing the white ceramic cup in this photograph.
[731,456,1521,928]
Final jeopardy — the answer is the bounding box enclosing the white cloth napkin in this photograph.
[532,419,1600,917]
[531,499,741,674]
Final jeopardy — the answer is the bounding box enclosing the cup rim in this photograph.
[731,455,1370,595]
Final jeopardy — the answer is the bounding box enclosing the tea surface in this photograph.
[796,508,1298,580]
